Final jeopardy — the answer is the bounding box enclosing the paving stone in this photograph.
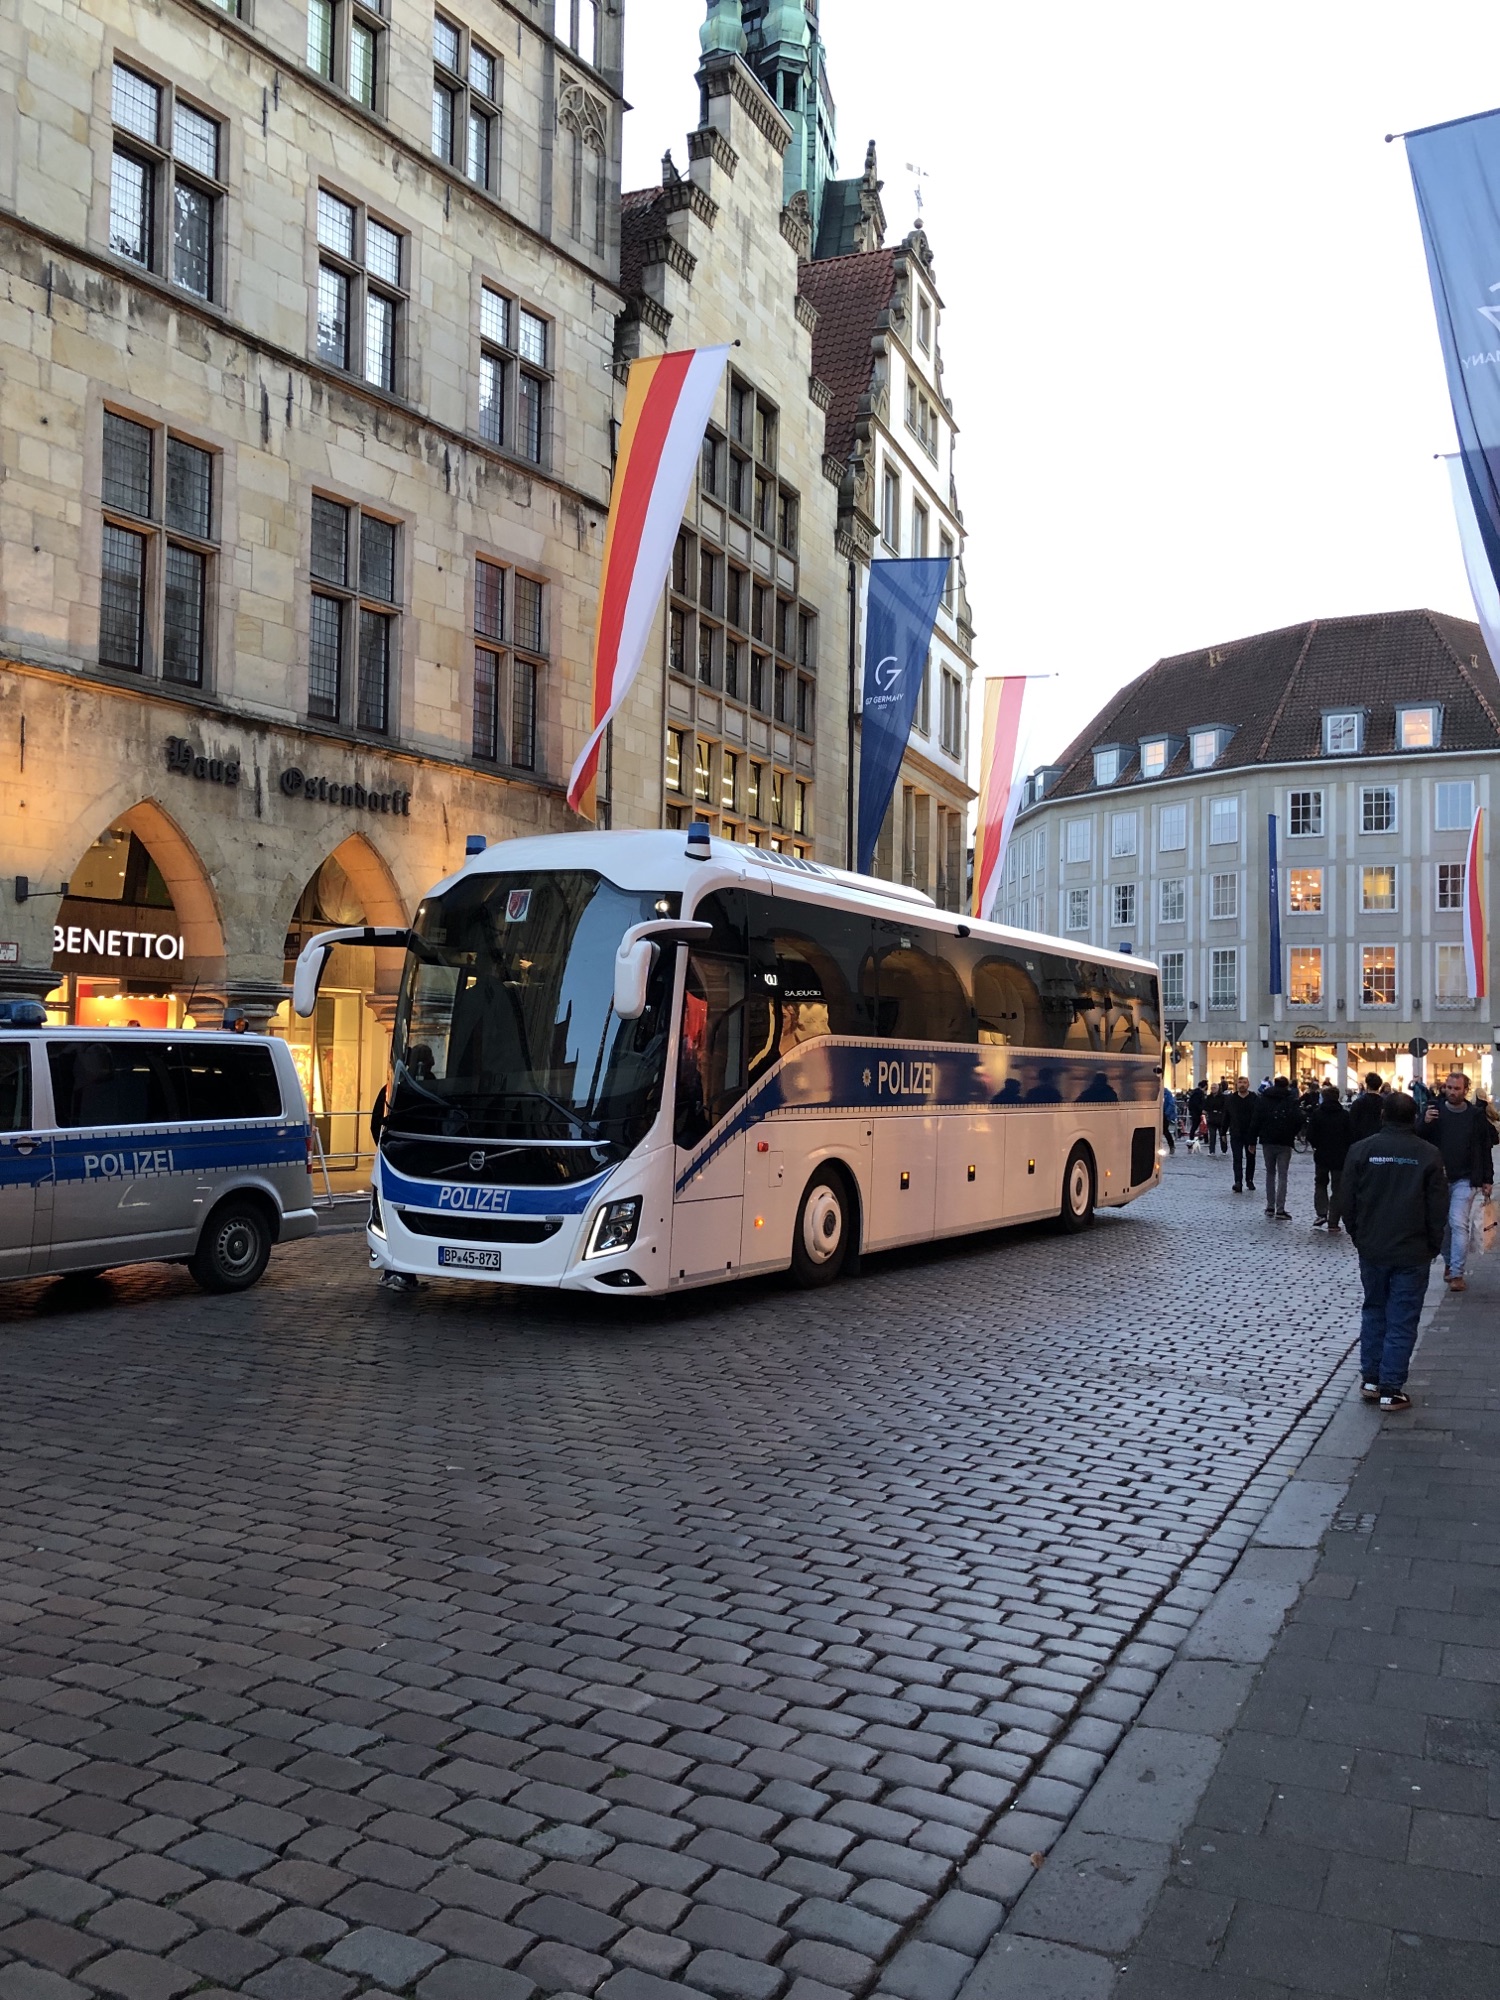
[415,1906,531,1967]
[253,1908,348,1952]
[0,1920,108,1978]
[415,1961,535,2000]
[243,1961,357,2000]
[917,1890,1005,1957]
[685,1950,785,2000]
[324,1925,447,1986]
[0,1972,95,2000]
[172,1880,281,1932]
[71,1949,199,2000]
[516,1939,612,1994]
[83,1902,196,1955]
[166,1928,278,1985]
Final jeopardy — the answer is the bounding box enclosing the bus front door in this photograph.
[669,953,752,1285]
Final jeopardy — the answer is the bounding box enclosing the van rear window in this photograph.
[46,1041,282,1127]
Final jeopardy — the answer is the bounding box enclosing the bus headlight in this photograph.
[586,1197,641,1257]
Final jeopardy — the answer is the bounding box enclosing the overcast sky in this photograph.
[623,1,1496,770]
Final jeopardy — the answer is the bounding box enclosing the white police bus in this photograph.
[294,827,1162,1295]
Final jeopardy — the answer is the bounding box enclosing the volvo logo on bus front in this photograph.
[468,1151,487,1170]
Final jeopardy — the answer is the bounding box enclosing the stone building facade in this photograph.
[0,0,625,1164]
[1000,610,1500,1094]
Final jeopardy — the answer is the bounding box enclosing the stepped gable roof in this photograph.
[619,186,666,303]
[1041,609,1500,801]
[797,246,897,461]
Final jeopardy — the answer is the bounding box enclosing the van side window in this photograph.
[0,1046,31,1131]
[166,1044,282,1121]
[47,1043,176,1127]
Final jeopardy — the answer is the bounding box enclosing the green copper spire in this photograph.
[700,0,747,57]
[759,0,810,57]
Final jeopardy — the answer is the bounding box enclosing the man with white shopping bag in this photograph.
[1422,1071,1494,1293]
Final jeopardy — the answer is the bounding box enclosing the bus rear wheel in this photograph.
[790,1169,851,1287]
[1059,1145,1095,1233]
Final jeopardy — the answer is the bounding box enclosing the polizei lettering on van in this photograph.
[877,1059,938,1098]
[436,1185,513,1211]
[83,1149,176,1178]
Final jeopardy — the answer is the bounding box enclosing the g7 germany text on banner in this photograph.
[1405,113,1500,625]
[567,345,731,820]
[856,558,950,875]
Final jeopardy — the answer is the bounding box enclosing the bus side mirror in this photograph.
[613,919,715,1021]
[614,938,658,1022]
[293,939,333,1018]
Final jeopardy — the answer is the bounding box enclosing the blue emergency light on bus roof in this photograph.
[465,835,487,855]
[0,1001,47,1029]
[686,821,712,860]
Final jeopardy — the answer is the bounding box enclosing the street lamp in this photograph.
[1258,1023,1271,1050]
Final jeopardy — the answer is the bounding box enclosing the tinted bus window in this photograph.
[167,1043,283,1121]
[48,1042,177,1127]
[676,952,757,1149]
[870,924,972,1043]
[0,1046,31,1131]
[745,896,879,1038]
[970,945,1046,1046]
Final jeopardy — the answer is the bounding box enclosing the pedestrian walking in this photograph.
[1224,1075,1259,1193]
[1256,1075,1303,1220]
[1206,1083,1230,1155]
[1339,1091,1448,1411]
[1305,1080,1352,1232]
[1347,1071,1386,1144]
[1186,1082,1207,1151]
[1161,1084,1177,1155]
[1421,1069,1495,1292]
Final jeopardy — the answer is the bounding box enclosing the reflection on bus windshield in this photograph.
[390,871,672,1145]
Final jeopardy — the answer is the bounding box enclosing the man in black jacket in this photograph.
[1306,1082,1353,1233]
[1256,1076,1303,1220]
[1422,1070,1495,1292]
[1186,1083,1207,1148]
[1340,1092,1448,1410]
[1347,1072,1386,1144]
[1224,1075,1259,1193]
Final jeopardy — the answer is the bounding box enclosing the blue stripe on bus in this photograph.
[377,1161,611,1217]
[0,1125,308,1193]
[676,1041,1160,1193]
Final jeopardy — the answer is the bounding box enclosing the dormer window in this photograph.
[1323,709,1363,755]
[1190,725,1228,770]
[1093,746,1120,787]
[1140,737,1169,779]
[1397,704,1441,749]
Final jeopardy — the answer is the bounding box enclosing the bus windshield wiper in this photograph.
[499,1087,600,1138]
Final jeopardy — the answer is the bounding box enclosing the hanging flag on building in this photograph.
[1465,805,1488,999]
[567,345,732,819]
[1442,454,1500,672]
[971,678,1027,920]
[1405,114,1500,639]
[855,557,950,875]
[1268,813,1283,996]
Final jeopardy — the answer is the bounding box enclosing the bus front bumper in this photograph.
[366,1186,670,1294]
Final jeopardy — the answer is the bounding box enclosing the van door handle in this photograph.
[13,1139,38,1157]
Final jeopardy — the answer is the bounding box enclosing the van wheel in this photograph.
[191,1201,273,1293]
[790,1169,851,1287]
[1059,1145,1095,1233]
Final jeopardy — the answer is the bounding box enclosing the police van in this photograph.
[0,1017,317,1291]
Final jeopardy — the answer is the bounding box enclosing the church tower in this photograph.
[741,1,837,239]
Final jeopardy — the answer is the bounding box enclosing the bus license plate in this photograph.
[439,1246,502,1270]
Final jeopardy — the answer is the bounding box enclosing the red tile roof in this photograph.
[1037,609,1500,802]
[797,247,898,462]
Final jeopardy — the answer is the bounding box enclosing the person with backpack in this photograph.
[1224,1074,1259,1193]
[1340,1091,1448,1411]
[1256,1075,1304,1220]
[1305,1081,1353,1233]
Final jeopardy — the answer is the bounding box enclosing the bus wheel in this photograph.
[1059,1146,1095,1233]
[790,1169,851,1287]
[190,1200,273,1294]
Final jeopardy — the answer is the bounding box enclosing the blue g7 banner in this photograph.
[1406,112,1500,611]
[857,558,949,874]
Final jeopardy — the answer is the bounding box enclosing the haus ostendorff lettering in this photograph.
[165,737,240,786]
[279,768,413,816]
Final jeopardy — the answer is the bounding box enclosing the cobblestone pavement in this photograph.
[0,1155,1362,2000]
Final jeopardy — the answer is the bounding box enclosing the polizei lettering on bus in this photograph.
[877,1059,938,1098]
[436,1185,512,1211]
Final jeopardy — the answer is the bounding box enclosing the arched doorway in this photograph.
[49,805,225,1028]
[270,836,406,1182]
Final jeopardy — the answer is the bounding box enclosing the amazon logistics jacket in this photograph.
[1339,1128,1449,1267]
